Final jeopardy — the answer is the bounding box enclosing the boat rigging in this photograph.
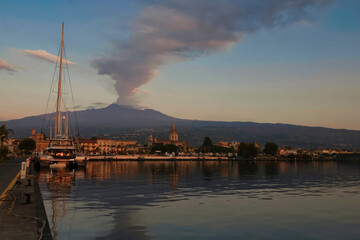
[39,23,83,168]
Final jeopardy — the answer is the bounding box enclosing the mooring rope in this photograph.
[4,181,47,240]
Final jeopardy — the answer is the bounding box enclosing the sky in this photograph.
[0,0,360,130]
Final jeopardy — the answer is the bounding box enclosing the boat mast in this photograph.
[55,23,64,139]
[65,108,69,139]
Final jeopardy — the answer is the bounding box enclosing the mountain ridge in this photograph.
[2,104,360,148]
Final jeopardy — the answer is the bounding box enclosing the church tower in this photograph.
[145,133,156,146]
[169,124,178,141]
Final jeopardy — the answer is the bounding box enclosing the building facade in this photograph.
[30,129,50,152]
[78,138,98,154]
[147,124,189,152]
[96,138,139,155]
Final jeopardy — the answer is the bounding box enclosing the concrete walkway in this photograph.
[0,158,23,197]
[0,158,52,240]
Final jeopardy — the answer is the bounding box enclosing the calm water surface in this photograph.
[38,160,360,240]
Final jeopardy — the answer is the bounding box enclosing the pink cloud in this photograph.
[140,89,150,95]
[0,59,16,72]
[25,49,75,65]
[132,88,150,95]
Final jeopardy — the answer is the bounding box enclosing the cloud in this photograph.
[132,88,150,95]
[85,102,108,110]
[0,59,17,72]
[140,89,150,95]
[25,49,75,65]
[92,0,334,106]
[92,102,108,107]
[74,105,84,109]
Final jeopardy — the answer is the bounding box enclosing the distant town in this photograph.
[1,122,359,161]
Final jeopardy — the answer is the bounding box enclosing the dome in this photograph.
[169,124,178,141]
[170,124,178,135]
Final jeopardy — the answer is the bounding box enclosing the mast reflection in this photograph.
[38,168,85,240]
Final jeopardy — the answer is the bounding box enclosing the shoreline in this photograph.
[83,155,360,161]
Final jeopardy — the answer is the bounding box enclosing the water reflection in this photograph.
[38,161,360,240]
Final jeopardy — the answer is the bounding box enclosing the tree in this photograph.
[263,142,279,156]
[0,123,14,146]
[202,137,212,146]
[165,144,179,154]
[151,143,179,154]
[0,146,8,161]
[238,142,259,158]
[199,137,213,153]
[19,138,36,154]
[238,143,249,157]
[211,145,234,154]
[247,143,259,157]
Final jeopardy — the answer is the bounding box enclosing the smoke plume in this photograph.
[92,0,333,106]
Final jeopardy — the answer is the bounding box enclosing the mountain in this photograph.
[2,104,360,149]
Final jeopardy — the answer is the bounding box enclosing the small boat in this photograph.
[39,23,81,168]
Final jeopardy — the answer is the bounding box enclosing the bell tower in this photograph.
[169,124,178,141]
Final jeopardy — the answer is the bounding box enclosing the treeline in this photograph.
[150,136,279,157]
[197,137,234,154]
[151,143,179,154]
[198,137,279,157]
[238,142,279,157]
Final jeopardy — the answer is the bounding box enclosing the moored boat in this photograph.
[39,23,82,168]
[41,139,77,167]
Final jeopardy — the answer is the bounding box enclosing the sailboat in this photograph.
[39,23,82,168]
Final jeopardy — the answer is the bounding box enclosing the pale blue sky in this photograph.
[0,0,359,129]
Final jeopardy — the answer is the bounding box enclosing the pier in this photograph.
[0,158,51,240]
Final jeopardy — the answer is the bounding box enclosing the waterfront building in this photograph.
[145,133,156,147]
[124,144,142,154]
[279,147,298,156]
[311,148,342,156]
[216,141,230,148]
[0,123,20,156]
[95,137,139,155]
[4,139,20,157]
[230,142,240,151]
[78,138,98,154]
[30,129,50,152]
[148,124,190,152]
[96,138,117,154]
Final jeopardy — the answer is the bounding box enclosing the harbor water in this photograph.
[38,160,360,240]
